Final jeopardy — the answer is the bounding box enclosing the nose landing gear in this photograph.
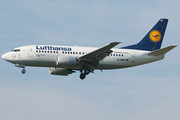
[22,68,26,74]
[15,64,26,74]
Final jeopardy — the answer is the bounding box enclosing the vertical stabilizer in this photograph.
[121,19,168,51]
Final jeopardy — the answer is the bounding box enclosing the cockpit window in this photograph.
[11,49,20,52]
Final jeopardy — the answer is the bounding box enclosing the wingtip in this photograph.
[111,41,122,44]
[171,45,178,47]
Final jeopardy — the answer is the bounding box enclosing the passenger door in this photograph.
[28,46,34,57]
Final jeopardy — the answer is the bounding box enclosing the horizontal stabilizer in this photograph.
[148,45,177,56]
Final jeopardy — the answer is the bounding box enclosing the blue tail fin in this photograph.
[121,19,168,51]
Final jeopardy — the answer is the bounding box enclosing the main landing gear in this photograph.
[79,69,92,80]
[80,73,86,79]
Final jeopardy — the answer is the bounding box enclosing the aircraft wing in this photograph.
[78,42,121,61]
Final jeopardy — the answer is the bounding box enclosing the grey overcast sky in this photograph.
[0,0,180,120]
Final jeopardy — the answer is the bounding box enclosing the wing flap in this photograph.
[78,42,120,61]
[148,45,177,56]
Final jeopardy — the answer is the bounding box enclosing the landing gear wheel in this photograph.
[80,73,86,80]
[84,69,90,75]
[22,69,26,74]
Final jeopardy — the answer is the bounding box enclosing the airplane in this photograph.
[2,18,177,80]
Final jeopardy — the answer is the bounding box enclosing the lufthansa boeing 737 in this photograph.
[2,19,177,80]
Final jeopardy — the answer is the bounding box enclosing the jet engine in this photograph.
[56,56,77,67]
[50,67,75,76]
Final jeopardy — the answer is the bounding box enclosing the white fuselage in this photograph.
[2,45,164,70]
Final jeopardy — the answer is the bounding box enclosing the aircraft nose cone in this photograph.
[2,54,5,60]
[2,53,8,60]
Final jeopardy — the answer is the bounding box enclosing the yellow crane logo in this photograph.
[149,30,162,42]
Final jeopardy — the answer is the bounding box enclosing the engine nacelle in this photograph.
[50,67,74,76]
[56,56,77,67]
